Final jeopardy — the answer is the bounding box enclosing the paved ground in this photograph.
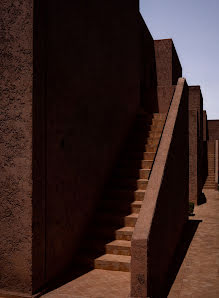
[42,189,219,298]
[168,189,219,298]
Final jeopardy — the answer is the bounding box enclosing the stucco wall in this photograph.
[154,39,182,113]
[188,86,204,204]
[41,0,152,285]
[154,39,182,87]
[208,120,219,141]
[0,0,33,295]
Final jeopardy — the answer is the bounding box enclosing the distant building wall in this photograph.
[154,39,182,113]
[188,86,204,204]
[202,111,208,185]
[208,120,219,141]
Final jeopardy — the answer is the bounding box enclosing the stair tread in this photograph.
[121,159,154,161]
[116,227,134,233]
[125,213,139,219]
[106,240,131,248]
[114,178,149,182]
[95,254,131,263]
[132,201,143,206]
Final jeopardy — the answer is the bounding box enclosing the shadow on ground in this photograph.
[198,192,207,205]
[164,219,202,296]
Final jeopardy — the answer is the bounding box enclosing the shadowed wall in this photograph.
[40,0,156,287]
[0,0,160,295]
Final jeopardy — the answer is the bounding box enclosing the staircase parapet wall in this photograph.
[131,78,189,297]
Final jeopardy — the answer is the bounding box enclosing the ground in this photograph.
[42,189,219,298]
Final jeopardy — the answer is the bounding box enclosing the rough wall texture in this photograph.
[208,120,219,141]
[131,79,189,297]
[154,39,182,113]
[0,0,33,295]
[157,85,175,113]
[202,111,208,185]
[189,109,198,203]
[154,39,182,86]
[188,86,204,204]
[203,110,207,142]
[208,141,215,154]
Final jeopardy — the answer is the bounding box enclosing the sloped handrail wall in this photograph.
[131,78,189,297]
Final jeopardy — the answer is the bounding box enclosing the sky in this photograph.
[140,0,219,119]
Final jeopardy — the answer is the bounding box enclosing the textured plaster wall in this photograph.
[0,0,33,295]
[202,111,208,185]
[208,120,219,141]
[189,110,198,203]
[154,39,182,86]
[154,39,182,113]
[203,110,207,141]
[44,0,144,284]
[188,86,204,203]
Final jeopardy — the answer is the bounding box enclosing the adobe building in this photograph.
[0,0,217,297]
[204,120,219,189]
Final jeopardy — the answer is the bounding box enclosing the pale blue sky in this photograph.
[140,0,219,119]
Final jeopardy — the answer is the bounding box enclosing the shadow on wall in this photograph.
[165,219,202,296]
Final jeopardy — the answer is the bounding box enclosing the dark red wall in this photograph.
[208,120,219,141]
[33,0,158,288]
[154,39,182,113]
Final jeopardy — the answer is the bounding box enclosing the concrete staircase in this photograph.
[75,112,166,273]
[203,152,215,189]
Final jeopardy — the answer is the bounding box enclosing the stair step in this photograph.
[148,131,162,138]
[111,178,148,190]
[153,113,167,120]
[150,123,165,131]
[131,201,143,213]
[115,167,151,179]
[116,227,134,241]
[152,118,165,126]
[106,240,131,256]
[126,143,158,152]
[94,254,130,272]
[125,213,138,227]
[127,134,160,146]
[106,189,145,201]
[125,151,155,160]
[119,159,153,169]
[147,138,160,145]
